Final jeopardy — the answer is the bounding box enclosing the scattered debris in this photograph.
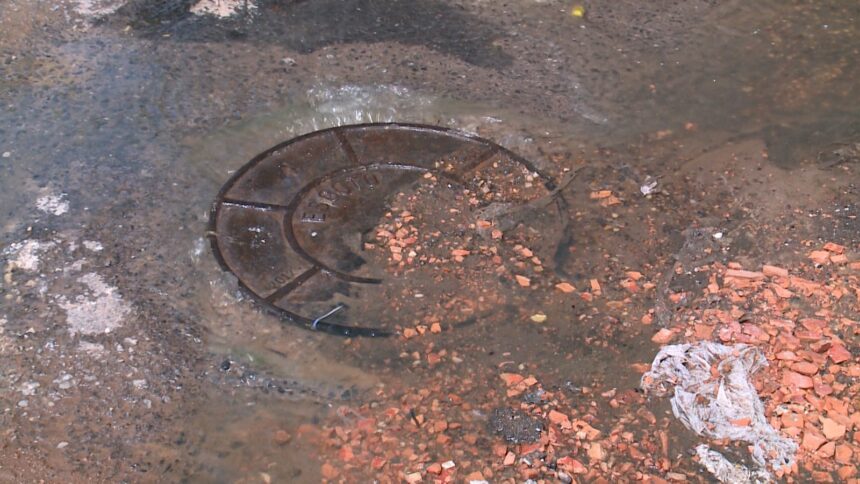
[488,408,543,443]
[35,193,69,216]
[3,239,56,273]
[640,177,659,196]
[58,273,133,336]
[82,240,103,252]
[530,313,547,323]
[72,0,125,17]
[78,341,106,356]
[190,0,257,18]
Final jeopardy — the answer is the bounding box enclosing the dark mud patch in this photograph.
[763,115,860,169]
[488,407,543,444]
[113,0,513,69]
[210,357,362,402]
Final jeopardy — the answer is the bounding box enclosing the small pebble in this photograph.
[274,430,291,445]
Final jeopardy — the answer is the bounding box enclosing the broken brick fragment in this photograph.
[820,417,846,440]
[589,190,612,199]
[548,410,572,429]
[782,370,814,389]
[724,268,765,280]
[555,282,576,293]
[556,456,587,474]
[790,361,819,376]
[802,431,827,451]
[830,253,848,264]
[771,283,794,298]
[835,444,853,464]
[729,417,751,427]
[781,412,803,428]
[651,328,676,344]
[588,442,606,461]
[837,466,857,480]
[500,373,524,386]
[321,462,338,479]
[775,350,798,361]
[492,442,507,457]
[809,250,831,265]
[823,242,845,254]
[828,344,852,364]
[338,445,354,462]
[762,264,789,278]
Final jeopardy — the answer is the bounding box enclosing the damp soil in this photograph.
[0,0,859,482]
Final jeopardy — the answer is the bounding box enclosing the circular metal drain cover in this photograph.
[209,123,554,336]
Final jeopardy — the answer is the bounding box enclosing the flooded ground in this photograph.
[1,0,858,482]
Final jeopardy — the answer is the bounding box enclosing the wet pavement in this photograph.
[1,0,859,482]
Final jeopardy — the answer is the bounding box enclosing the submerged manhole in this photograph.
[209,123,557,336]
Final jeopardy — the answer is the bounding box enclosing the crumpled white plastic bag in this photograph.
[641,341,797,481]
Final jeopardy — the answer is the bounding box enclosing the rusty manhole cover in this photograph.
[209,123,557,336]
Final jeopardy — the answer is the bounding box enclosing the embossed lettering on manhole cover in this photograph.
[209,123,557,336]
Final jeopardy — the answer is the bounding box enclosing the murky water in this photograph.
[1,0,858,481]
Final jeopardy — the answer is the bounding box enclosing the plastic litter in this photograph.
[640,176,659,196]
[641,342,797,479]
[695,444,770,484]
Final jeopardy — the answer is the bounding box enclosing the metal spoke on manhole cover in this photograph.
[209,123,555,336]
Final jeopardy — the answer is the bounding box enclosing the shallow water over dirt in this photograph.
[1,0,859,482]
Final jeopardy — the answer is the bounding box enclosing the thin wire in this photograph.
[312,304,345,330]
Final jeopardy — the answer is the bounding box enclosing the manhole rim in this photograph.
[207,122,553,337]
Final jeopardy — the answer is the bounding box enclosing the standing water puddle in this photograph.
[1,0,859,482]
[209,123,559,336]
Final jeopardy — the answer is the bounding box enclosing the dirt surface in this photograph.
[0,0,859,482]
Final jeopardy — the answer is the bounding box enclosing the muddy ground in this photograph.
[0,0,858,482]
